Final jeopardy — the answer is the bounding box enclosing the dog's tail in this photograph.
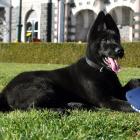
[0,93,11,112]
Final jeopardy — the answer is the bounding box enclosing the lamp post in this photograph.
[58,0,65,42]
[9,0,12,42]
[17,0,22,42]
[47,0,52,42]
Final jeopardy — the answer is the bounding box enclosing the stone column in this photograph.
[11,7,18,42]
[4,7,11,42]
[64,0,71,41]
[133,0,140,41]
[9,5,12,42]
[40,3,48,41]
[58,0,65,42]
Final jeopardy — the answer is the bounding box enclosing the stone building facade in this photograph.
[0,0,12,42]
[1,0,140,42]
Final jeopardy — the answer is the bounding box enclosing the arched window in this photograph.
[109,6,134,41]
[109,6,134,26]
[35,22,38,30]
[26,22,32,31]
[75,10,96,42]
[25,10,39,42]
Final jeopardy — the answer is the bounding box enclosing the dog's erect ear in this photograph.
[87,11,105,45]
[105,13,120,39]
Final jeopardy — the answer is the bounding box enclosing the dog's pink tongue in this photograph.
[107,57,120,73]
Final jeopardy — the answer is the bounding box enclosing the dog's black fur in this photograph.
[0,11,140,112]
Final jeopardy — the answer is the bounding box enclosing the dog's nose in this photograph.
[115,48,124,58]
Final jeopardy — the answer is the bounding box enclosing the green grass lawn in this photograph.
[0,63,140,140]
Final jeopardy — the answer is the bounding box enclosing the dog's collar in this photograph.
[85,57,104,72]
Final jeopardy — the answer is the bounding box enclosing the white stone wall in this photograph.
[71,0,139,42]
[21,0,58,42]
[11,7,19,42]
[118,26,131,41]
[9,0,140,42]
[0,3,11,42]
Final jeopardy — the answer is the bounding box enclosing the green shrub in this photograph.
[0,43,85,64]
[119,42,140,67]
[0,42,139,67]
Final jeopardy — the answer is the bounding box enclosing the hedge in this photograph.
[0,42,139,67]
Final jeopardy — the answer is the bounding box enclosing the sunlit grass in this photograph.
[0,63,140,140]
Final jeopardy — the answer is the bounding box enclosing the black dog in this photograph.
[0,11,140,112]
